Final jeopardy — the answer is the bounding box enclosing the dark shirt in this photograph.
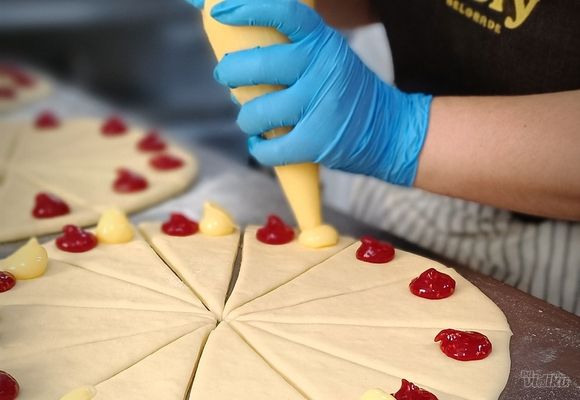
[371,0,580,95]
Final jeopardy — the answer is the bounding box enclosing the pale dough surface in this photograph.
[44,231,207,311]
[94,324,214,400]
[190,322,306,400]
[0,224,511,399]
[1,323,205,400]
[0,119,198,242]
[0,69,51,113]
[223,226,354,316]
[139,222,241,317]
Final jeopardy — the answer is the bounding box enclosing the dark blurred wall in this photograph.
[0,0,235,122]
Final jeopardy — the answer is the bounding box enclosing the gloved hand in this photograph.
[185,0,205,9]
[205,0,433,186]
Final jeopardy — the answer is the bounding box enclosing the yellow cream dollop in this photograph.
[96,208,134,244]
[199,202,236,236]
[59,386,97,400]
[0,237,48,279]
[359,389,396,400]
[298,224,339,248]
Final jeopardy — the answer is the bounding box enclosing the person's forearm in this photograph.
[315,0,378,28]
[415,90,580,220]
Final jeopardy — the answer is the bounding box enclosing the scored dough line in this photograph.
[182,324,214,400]
[229,322,311,400]
[137,231,214,314]
[238,320,514,334]
[225,231,244,302]
[51,259,206,311]
[1,321,208,363]
[94,322,215,390]
[231,270,422,319]
[226,241,357,316]
[240,322,470,400]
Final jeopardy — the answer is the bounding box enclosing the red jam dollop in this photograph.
[32,192,70,219]
[0,370,19,400]
[150,154,184,170]
[356,236,395,264]
[393,379,438,400]
[256,215,295,245]
[10,69,35,87]
[113,168,148,193]
[101,116,128,136]
[56,225,98,253]
[162,213,199,236]
[35,111,60,129]
[434,329,492,361]
[409,268,456,300]
[0,87,15,99]
[0,272,17,293]
[138,131,166,152]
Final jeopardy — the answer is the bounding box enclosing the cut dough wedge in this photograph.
[228,246,432,319]
[0,305,213,360]
[140,222,240,317]
[44,232,207,311]
[189,322,306,400]
[0,118,198,242]
[1,259,203,313]
[240,321,510,400]
[0,174,99,242]
[237,267,511,332]
[232,321,465,400]
[1,322,203,400]
[224,226,354,317]
[94,323,215,400]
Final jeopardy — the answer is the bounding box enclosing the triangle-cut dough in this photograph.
[240,321,510,400]
[94,324,214,400]
[0,75,51,114]
[0,118,198,242]
[189,322,306,400]
[0,174,99,242]
[1,322,202,400]
[232,322,464,400]
[140,222,240,317]
[238,267,511,332]
[10,120,142,164]
[229,246,432,319]
[0,305,213,360]
[223,226,354,317]
[45,232,207,311]
[16,164,188,214]
[1,260,202,313]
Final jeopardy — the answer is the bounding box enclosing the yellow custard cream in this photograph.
[59,386,97,400]
[298,224,339,249]
[202,0,339,249]
[359,389,396,400]
[0,237,48,279]
[96,208,134,244]
[199,202,236,236]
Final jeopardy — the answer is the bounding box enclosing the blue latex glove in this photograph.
[208,0,433,186]
[185,0,205,9]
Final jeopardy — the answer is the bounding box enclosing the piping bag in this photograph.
[202,0,338,248]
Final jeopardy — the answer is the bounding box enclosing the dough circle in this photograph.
[0,119,198,242]
[0,224,511,399]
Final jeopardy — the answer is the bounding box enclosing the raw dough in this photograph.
[0,67,51,113]
[0,223,511,399]
[0,119,198,242]
[139,222,240,317]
